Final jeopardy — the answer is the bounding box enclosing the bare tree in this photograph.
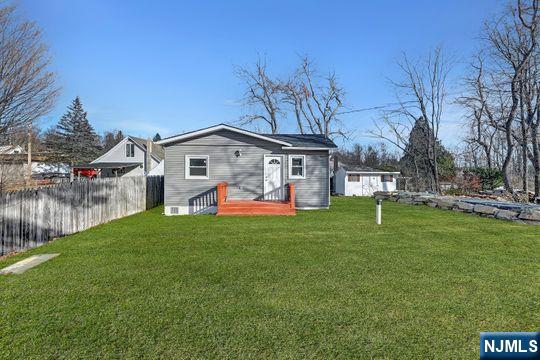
[373,47,451,192]
[282,57,348,138]
[235,57,282,134]
[483,0,539,193]
[236,55,349,138]
[520,53,540,197]
[459,55,499,169]
[0,5,59,139]
[368,116,422,189]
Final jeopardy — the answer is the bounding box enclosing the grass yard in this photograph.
[0,197,538,359]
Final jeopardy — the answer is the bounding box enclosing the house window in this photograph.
[381,175,394,182]
[348,174,361,182]
[185,155,209,179]
[288,155,305,179]
[126,143,135,157]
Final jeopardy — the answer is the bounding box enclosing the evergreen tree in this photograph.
[102,130,125,152]
[45,97,101,165]
[399,117,455,190]
[152,133,161,142]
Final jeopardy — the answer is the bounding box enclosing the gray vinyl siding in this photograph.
[98,138,146,165]
[285,150,330,208]
[163,130,330,211]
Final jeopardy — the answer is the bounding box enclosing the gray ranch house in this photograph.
[156,124,337,215]
[90,136,164,177]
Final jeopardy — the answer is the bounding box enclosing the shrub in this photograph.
[470,168,504,191]
[444,188,465,196]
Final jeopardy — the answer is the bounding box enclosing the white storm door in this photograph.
[264,156,284,200]
[366,176,378,196]
[361,175,370,196]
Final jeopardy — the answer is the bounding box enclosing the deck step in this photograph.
[218,209,295,216]
[217,199,296,216]
[222,201,289,207]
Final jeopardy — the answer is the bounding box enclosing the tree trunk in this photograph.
[502,122,515,193]
[531,125,540,197]
[519,84,529,193]
[521,139,528,193]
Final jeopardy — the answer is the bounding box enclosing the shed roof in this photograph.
[340,163,400,174]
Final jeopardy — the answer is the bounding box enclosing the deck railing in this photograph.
[288,183,295,209]
[217,182,228,207]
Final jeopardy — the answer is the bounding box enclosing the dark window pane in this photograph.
[190,158,207,167]
[189,167,207,176]
[381,175,393,182]
[292,158,303,166]
[292,166,303,176]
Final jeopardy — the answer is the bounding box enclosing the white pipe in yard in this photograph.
[376,199,382,225]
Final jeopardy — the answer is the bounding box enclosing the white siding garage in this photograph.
[334,166,399,196]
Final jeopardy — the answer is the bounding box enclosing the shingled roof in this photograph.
[130,137,164,161]
[156,124,337,149]
[339,162,400,173]
[265,133,337,149]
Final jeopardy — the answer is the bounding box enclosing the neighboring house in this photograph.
[148,159,164,176]
[90,136,164,177]
[0,145,25,154]
[156,123,337,215]
[334,164,400,196]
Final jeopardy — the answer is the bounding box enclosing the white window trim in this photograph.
[126,143,135,157]
[288,154,306,179]
[185,155,209,179]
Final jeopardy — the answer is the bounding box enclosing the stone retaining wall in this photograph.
[373,191,540,226]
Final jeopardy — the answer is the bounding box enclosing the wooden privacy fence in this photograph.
[0,175,164,256]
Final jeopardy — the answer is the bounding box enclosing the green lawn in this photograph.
[0,197,538,359]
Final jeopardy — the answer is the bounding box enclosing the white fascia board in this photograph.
[282,146,331,151]
[156,124,292,147]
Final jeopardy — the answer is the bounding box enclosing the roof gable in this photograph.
[91,136,163,164]
[156,124,336,149]
[156,124,292,146]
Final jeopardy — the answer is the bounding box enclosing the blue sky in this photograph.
[19,0,505,147]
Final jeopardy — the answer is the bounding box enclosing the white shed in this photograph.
[334,165,400,196]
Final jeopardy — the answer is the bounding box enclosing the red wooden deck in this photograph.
[216,182,296,216]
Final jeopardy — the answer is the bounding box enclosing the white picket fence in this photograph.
[0,176,164,255]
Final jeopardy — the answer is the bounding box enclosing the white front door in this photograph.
[264,155,284,200]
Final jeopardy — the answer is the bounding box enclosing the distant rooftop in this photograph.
[0,145,25,155]
[129,136,164,161]
[339,162,399,173]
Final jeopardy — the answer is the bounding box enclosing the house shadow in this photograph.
[255,186,287,201]
[188,188,218,214]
